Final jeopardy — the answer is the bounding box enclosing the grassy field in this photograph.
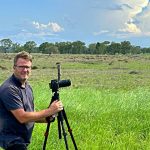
[0,53,150,150]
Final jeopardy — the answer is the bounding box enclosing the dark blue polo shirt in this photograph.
[0,74,34,149]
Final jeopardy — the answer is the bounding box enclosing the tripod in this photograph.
[43,63,78,150]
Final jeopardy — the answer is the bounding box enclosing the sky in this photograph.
[0,0,150,47]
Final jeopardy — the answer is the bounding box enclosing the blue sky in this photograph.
[0,0,150,47]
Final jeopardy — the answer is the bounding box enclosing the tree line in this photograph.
[0,38,150,54]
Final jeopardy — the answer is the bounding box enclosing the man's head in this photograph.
[13,51,32,83]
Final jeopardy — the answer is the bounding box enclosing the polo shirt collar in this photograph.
[11,74,28,89]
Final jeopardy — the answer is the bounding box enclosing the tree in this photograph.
[130,46,141,54]
[120,41,132,54]
[39,42,59,54]
[23,41,37,53]
[11,43,23,53]
[71,41,86,54]
[95,42,107,54]
[141,48,150,53]
[0,38,13,53]
[55,42,72,54]
[106,42,121,54]
[45,44,59,54]
[39,42,49,53]
[88,43,96,54]
[103,41,110,45]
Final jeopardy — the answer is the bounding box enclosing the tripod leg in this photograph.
[62,109,78,150]
[57,112,62,139]
[43,122,51,150]
[58,111,69,150]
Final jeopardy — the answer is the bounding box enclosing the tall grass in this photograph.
[28,87,150,150]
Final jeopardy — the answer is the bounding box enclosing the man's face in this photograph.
[13,58,32,82]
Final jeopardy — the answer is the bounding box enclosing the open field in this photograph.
[0,53,150,150]
[0,53,150,90]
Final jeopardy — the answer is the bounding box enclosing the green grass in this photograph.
[28,87,150,150]
[0,53,150,150]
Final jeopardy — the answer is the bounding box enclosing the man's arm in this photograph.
[11,100,63,123]
[35,116,55,123]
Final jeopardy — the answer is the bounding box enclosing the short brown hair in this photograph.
[14,51,32,66]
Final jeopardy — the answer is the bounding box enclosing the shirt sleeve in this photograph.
[1,85,24,111]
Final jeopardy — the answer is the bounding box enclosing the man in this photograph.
[0,51,63,150]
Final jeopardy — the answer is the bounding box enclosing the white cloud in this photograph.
[119,22,141,34]
[93,0,150,38]
[115,0,149,34]
[93,30,109,35]
[32,21,64,32]
[50,22,63,32]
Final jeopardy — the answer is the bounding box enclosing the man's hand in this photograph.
[48,100,63,115]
